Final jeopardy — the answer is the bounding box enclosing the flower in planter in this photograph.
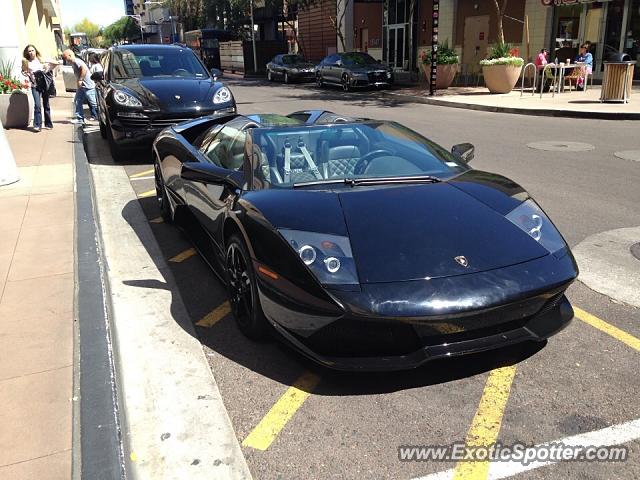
[479,42,524,67]
[421,41,459,65]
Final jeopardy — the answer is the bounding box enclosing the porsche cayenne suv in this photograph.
[94,44,236,161]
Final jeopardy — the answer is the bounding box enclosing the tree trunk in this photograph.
[492,0,507,45]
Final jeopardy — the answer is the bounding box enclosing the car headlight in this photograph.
[213,86,232,104]
[279,229,359,285]
[290,68,299,73]
[505,199,566,254]
[113,90,142,107]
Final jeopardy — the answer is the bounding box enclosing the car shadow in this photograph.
[223,78,421,109]
[121,197,547,396]
[83,129,154,165]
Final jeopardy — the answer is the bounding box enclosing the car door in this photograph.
[184,119,248,270]
[327,55,342,83]
[95,52,110,125]
[274,55,285,78]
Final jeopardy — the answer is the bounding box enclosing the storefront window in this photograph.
[553,4,582,61]
[625,0,640,78]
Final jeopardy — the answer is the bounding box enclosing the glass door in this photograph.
[387,26,405,70]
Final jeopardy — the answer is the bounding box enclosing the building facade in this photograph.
[1,0,63,78]
[297,0,640,80]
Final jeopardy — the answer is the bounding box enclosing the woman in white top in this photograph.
[88,53,104,75]
[21,44,53,132]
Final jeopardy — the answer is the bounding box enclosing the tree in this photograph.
[71,18,102,47]
[328,0,349,51]
[491,0,508,45]
[103,17,139,45]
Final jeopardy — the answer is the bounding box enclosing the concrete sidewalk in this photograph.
[390,84,640,119]
[0,83,75,479]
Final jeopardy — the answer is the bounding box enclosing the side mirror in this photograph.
[181,162,242,188]
[210,68,223,80]
[90,71,104,82]
[451,143,475,163]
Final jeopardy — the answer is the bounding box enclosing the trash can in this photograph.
[600,61,636,103]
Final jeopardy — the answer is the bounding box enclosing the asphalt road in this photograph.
[83,78,640,480]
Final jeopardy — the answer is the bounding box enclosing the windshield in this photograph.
[282,55,307,65]
[252,122,468,189]
[341,52,379,66]
[110,48,209,79]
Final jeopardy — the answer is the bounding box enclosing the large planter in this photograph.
[421,63,458,89]
[0,91,33,128]
[482,64,522,94]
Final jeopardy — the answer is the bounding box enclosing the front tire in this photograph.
[106,121,126,162]
[284,72,289,84]
[316,73,324,88]
[267,70,273,81]
[226,234,268,340]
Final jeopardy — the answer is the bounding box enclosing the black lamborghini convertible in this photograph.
[153,111,578,371]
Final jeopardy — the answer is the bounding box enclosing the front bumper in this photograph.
[256,251,578,371]
[289,71,316,81]
[109,106,236,147]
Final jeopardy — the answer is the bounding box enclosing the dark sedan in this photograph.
[153,113,578,371]
[94,44,236,161]
[266,54,316,83]
[316,52,393,91]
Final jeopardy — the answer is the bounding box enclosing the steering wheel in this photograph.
[353,149,394,175]
[172,68,190,76]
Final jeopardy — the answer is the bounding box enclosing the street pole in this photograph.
[429,0,439,96]
[250,0,258,74]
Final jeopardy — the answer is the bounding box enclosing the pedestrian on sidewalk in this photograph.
[61,49,98,125]
[88,53,103,76]
[21,44,54,132]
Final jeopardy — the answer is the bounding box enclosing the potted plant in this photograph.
[480,43,524,94]
[419,41,459,89]
[0,59,32,128]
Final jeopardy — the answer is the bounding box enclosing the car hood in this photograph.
[249,181,550,284]
[116,77,227,111]
[338,183,548,283]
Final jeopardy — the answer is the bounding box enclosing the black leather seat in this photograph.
[318,129,366,178]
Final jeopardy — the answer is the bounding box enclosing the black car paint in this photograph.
[266,54,316,82]
[96,44,236,155]
[154,114,578,371]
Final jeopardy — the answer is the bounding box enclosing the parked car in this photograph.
[93,44,236,161]
[315,52,393,91]
[266,54,316,83]
[153,112,578,371]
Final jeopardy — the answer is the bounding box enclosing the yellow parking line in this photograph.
[149,216,164,224]
[129,168,154,179]
[169,248,196,263]
[195,302,231,328]
[138,188,156,198]
[452,365,517,480]
[242,371,321,451]
[575,307,640,352]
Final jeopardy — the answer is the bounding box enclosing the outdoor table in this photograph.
[601,61,636,103]
[547,63,581,96]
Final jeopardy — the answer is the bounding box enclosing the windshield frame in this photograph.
[340,52,380,66]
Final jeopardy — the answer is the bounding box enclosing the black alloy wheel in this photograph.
[154,161,173,223]
[342,74,351,92]
[267,70,272,81]
[284,72,289,84]
[226,235,268,340]
[316,72,324,88]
